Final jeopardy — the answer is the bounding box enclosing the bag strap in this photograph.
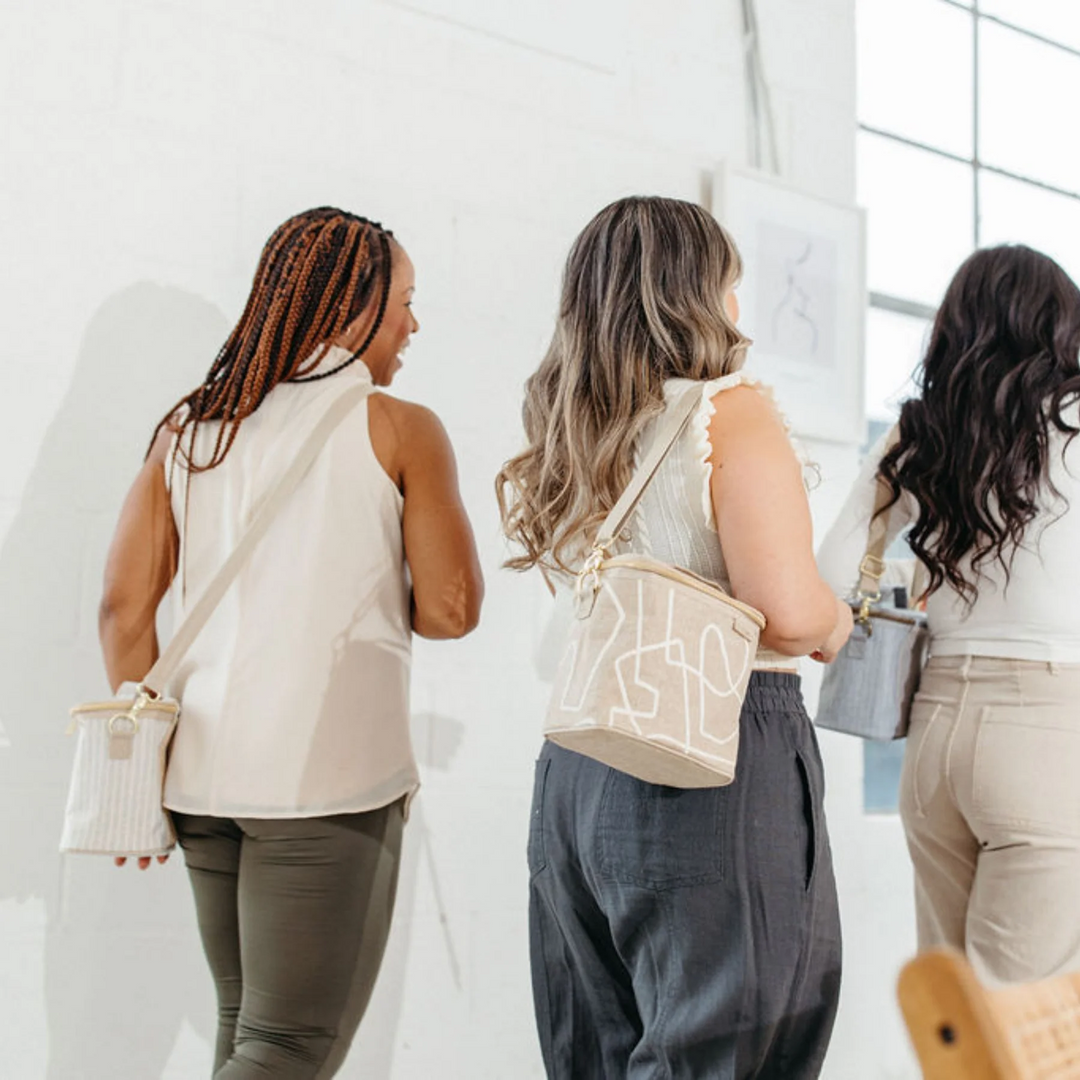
[592,385,703,554]
[858,425,928,607]
[140,380,371,697]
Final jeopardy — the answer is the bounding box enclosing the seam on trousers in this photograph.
[778,833,819,1079]
[912,704,942,819]
[944,663,972,810]
[653,898,678,1080]
[530,885,566,1078]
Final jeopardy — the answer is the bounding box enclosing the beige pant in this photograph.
[900,655,1080,986]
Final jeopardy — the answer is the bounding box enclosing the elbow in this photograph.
[757,605,837,657]
[98,590,127,639]
[441,595,483,639]
[98,586,154,646]
[413,577,484,640]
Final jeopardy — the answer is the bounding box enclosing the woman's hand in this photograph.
[114,855,170,870]
[810,598,855,664]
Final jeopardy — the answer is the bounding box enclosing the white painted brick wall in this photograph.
[0,2,918,1077]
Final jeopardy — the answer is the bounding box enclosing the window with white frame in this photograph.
[857,0,1080,812]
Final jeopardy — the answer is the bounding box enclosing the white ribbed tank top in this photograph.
[628,375,798,672]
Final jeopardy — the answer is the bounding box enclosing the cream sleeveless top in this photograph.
[819,412,1080,662]
[627,375,799,672]
[162,346,419,818]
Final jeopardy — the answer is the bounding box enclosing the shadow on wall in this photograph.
[0,282,471,1078]
[0,284,229,1079]
[348,712,466,1077]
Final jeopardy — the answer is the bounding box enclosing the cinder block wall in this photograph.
[0,2,917,1077]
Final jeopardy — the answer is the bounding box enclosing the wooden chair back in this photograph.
[897,948,1080,1080]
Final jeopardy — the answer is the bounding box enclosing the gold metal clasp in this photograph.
[574,546,608,620]
[105,685,156,761]
[859,553,886,582]
[857,595,875,629]
[855,553,885,631]
[107,711,139,760]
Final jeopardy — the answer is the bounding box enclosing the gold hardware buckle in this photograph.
[859,553,886,581]
[574,546,608,619]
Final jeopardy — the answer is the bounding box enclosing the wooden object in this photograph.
[898,948,1080,1079]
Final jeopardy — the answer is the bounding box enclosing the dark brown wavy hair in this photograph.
[879,245,1080,605]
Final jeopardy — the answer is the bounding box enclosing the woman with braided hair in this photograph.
[97,207,484,1077]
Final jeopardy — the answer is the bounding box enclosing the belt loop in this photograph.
[959,655,972,680]
[1049,660,1060,676]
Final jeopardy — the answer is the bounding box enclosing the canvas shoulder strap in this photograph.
[141,380,371,696]
[858,425,928,604]
[593,385,703,553]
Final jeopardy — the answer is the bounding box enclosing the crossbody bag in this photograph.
[544,386,767,788]
[60,380,372,856]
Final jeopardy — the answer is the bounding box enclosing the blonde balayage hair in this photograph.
[497,196,750,574]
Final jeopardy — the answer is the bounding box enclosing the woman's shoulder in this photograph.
[663,371,746,403]
[368,392,444,437]
[368,392,455,475]
[664,372,780,415]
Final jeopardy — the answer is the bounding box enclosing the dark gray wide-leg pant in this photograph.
[528,672,842,1080]
[174,798,404,1079]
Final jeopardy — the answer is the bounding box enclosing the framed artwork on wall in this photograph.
[714,164,867,444]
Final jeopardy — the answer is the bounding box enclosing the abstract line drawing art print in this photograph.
[757,221,838,366]
[714,165,867,443]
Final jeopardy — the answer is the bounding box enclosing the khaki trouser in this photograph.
[900,656,1080,986]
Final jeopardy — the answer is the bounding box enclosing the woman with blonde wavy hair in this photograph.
[498,196,851,1079]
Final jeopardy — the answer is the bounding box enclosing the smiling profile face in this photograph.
[333,242,419,386]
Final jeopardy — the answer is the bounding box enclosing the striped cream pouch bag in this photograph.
[61,382,371,856]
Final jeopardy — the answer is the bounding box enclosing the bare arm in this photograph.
[817,426,914,597]
[371,396,484,639]
[99,429,179,692]
[709,385,851,658]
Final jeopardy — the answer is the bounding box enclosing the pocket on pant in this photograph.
[794,750,820,892]
[901,701,943,820]
[527,756,552,877]
[597,771,724,889]
[973,711,1080,833]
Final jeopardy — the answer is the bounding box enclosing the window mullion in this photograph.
[973,0,982,247]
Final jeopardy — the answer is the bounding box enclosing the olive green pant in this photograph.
[174,799,404,1079]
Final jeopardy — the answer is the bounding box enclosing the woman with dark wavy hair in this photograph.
[818,244,1080,985]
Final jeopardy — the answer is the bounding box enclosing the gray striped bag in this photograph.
[815,427,929,741]
[60,381,371,856]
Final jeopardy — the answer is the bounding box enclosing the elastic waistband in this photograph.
[749,670,801,689]
[744,670,803,710]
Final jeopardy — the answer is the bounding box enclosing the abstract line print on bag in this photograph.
[557,579,753,763]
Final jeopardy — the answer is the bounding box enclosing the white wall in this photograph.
[0,1,918,1077]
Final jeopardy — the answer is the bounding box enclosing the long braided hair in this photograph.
[152,207,393,471]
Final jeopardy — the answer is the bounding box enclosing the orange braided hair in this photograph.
[152,206,393,472]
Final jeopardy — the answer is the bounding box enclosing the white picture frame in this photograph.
[714,164,867,444]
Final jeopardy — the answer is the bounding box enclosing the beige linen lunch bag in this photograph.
[544,386,766,788]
